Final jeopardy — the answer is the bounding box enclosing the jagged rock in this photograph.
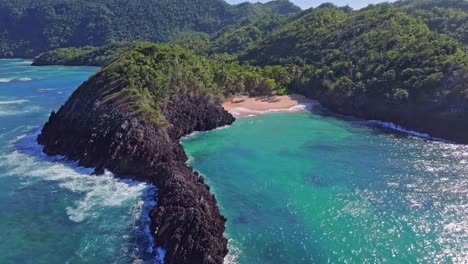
[38,65,234,263]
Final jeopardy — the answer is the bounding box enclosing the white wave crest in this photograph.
[0,77,33,83]
[0,106,41,116]
[224,238,241,264]
[0,132,151,224]
[229,102,316,118]
[368,120,451,143]
[0,130,169,261]
[0,99,29,105]
[65,174,149,223]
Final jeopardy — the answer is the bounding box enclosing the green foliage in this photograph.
[98,42,290,124]
[241,4,467,105]
[169,32,212,56]
[396,0,468,46]
[242,0,301,15]
[276,88,288,95]
[33,42,134,66]
[0,0,301,57]
[21,0,468,124]
[211,14,293,55]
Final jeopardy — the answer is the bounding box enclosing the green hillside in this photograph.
[32,42,134,66]
[0,0,300,57]
[242,3,467,106]
[91,42,291,124]
[396,0,468,46]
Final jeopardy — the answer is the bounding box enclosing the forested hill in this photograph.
[396,0,468,46]
[240,2,467,101]
[24,0,468,141]
[0,0,300,58]
[239,2,468,142]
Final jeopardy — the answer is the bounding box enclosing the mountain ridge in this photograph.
[0,0,300,57]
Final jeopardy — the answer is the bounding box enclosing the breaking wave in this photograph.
[0,77,33,83]
[0,130,164,262]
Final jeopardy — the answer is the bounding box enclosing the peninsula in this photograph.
[38,43,236,263]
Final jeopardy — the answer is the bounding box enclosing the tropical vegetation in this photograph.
[0,0,300,57]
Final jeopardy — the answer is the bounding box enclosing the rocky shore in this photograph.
[37,68,235,263]
[316,95,468,144]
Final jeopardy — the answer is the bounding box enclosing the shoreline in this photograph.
[222,94,317,117]
[222,94,459,144]
[38,89,233,263]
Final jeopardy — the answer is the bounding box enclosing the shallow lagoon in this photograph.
[183,110,468,264]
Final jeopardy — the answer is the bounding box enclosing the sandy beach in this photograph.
[222,94,317,117]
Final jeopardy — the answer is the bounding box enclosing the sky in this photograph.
[226,0,396,10]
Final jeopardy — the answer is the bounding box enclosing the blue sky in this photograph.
[226,0,396,10]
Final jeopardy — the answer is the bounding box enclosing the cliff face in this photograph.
[314,93,468,143]
[37,53,235,263]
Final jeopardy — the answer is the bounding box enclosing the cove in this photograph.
[182,110,468,263]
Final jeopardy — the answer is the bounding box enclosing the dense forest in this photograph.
[0,0,300,57]
[242,3,467,102]
[237,1,467,141]
[35,1,467,103]
[23,0,468,141]
[396,0,468,46]
[92,42,292,124]
[32,42,134,66]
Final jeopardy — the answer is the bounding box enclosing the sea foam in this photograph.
[0,131,150,222]
[0,105,41,116]
[230,102,316,118]
[368,120,452,143]
[224,238,241,264]
[0,99,29,105]
[0,78,13,83]
[0,77,33,83]
[0,130,165,261]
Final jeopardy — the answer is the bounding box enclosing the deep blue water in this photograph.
[0,59,158,263]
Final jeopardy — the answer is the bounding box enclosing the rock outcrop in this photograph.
[316,94,468,143]
[37,45,235,263]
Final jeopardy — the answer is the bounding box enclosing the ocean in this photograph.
[0,59,466,264]
[182,110,468,264]
[0,59,157,263]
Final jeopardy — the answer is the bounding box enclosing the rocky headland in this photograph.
[312,93,468,144]
[37,43,236,264]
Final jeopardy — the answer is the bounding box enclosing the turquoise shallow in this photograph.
[182,110,468,263]
[0,59,467,264]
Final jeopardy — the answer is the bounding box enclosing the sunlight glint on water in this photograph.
[182,111,468,264]
[1,59,467,264]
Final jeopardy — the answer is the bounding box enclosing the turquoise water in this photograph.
[0,59,157,263]
[182,111,468,263]
[1,59,467,264]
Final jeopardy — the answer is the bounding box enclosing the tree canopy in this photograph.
[0,0,300,57]
[241,3,467,106]
[29,0,468,141]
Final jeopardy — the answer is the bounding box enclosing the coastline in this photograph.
[222,94,317,117]
[38,79,233,263]
[223,94,461,144]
